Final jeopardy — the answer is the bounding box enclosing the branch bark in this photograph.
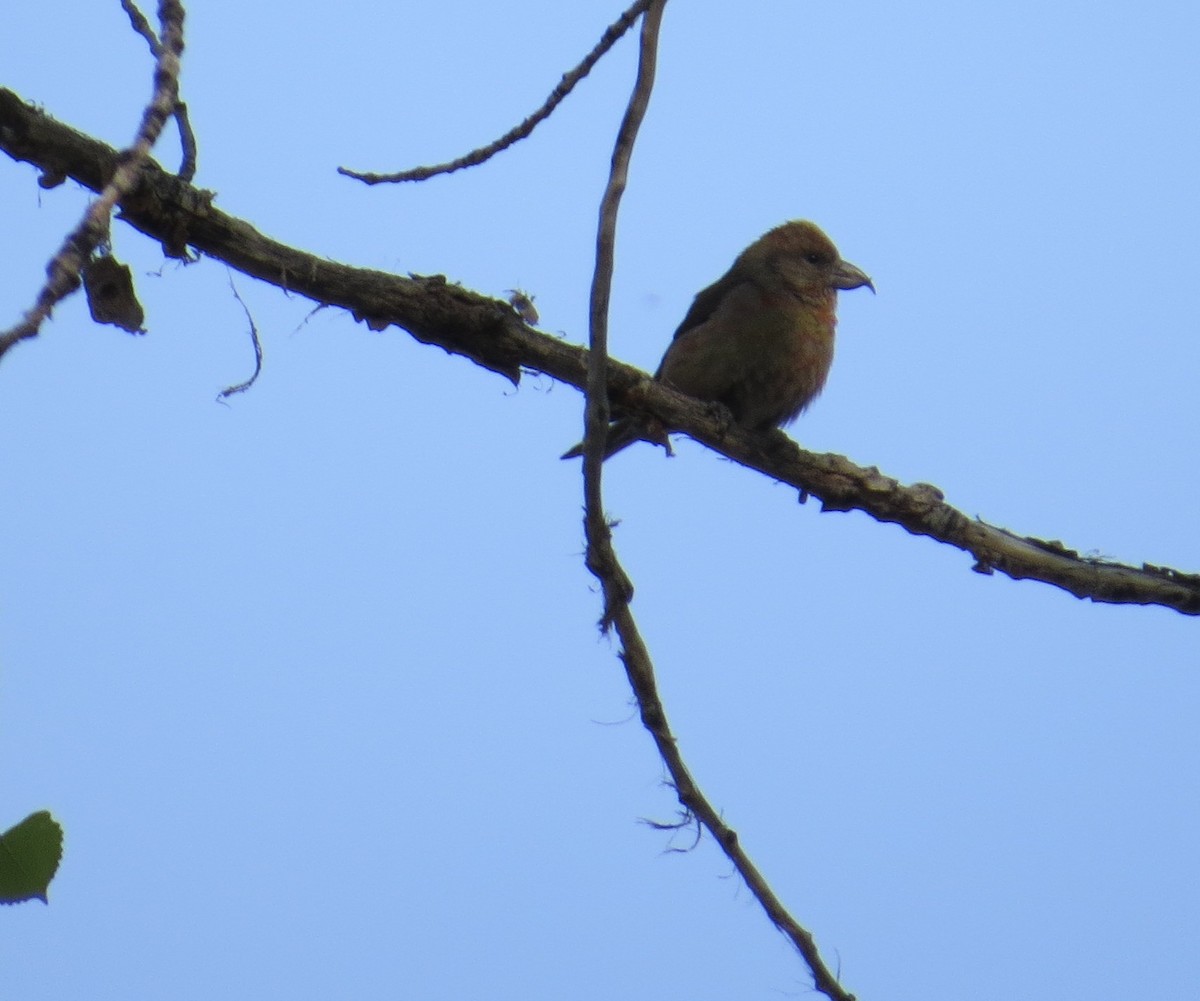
[2,86,1197,617]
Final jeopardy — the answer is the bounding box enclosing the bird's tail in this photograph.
[559,418,647,461]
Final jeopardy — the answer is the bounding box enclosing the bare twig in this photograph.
[217,275,263,400]
[173,101,198,182]
[579,5,856,999]
[582,0,662,629]
[120,0,197,180]
[119,0,159,47]
[0,1,185,362]
[615,625,859,1001]
[338,0,653,184]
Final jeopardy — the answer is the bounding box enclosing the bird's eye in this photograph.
[804,252,825,265]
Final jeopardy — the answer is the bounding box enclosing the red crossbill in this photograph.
[563,220,873,460]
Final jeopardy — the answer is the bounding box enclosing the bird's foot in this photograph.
[702,401,736,439]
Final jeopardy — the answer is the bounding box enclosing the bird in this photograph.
[562,220,873,461]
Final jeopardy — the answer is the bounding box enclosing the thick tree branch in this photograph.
[2,87,1197,617]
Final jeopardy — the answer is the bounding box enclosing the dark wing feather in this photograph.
[667,269,746,346]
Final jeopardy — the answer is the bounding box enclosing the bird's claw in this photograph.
[702,401,736,438]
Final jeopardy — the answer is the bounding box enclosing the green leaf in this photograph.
[0,811,64,905]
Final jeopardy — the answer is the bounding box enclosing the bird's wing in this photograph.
[668,270,749,344]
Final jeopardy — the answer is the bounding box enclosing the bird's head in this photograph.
[746,220,874,300]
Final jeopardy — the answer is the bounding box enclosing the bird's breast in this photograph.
[726,294,836,429]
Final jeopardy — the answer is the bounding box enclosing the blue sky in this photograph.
[2,2,1198,999]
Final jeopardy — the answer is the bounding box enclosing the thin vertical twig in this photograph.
[580,4,857,997]
[582,0,666,626]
